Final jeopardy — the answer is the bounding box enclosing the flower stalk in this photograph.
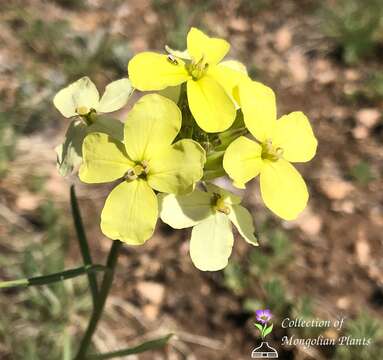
[74,240,122,359]
[70,184,99,307]
[0,264,107,289]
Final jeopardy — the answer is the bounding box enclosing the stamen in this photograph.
[124,169,137,181]
[211,193,230,215]
[167,55,179,65]
[216,197,230,215]
[188,55,209,80]
[141,160,150,172]
[262,139,284,161]
[124,161,150,181]
[133,164,144,176]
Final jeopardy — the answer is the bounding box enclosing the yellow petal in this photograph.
[124,94,181,162]
[158,191,212,229]
[53,77,100,118]
[187,77,236,133]
[97,78,133,113]
[239,80,277,142]
[223,136,263,189]
[148,139,206,194]
[79,132,133,184]
[190,212,234,271]
[228,205,258,245]
[187,27,229,65]
[260,159,308,220]
[128,52,190,91]
[273,111,318,163]
[101,179,158,245]
[208,61,249,108]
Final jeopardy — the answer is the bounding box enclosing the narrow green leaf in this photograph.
[87,334,173,359]
[0,264,106,289]
[70,185,99,307]
[62,328,72,360]
[254,323,263,333]
[0,278,28,289]
[263,324,273,338]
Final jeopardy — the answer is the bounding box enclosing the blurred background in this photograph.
[0,0,382,359]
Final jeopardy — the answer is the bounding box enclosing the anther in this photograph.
[212,193,230,215]
[216,198,230,215]
[262,139,284,161]
[141,160,150,173]
[124,169,137,181]
[133,164,144,176]
[167,55,178,65]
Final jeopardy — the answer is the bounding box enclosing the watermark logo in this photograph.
[251,309,278,358]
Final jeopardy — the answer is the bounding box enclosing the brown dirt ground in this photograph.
[0,0,382,359]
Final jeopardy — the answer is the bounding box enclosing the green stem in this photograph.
[216,127,249,151]
[75,240,122,360]
[0,264,107,289]
[262,323,267,339]
[70,185,99,307]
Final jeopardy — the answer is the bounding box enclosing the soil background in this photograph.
[0,0,382,359]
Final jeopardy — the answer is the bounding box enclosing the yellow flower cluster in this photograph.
[53,27,317,271]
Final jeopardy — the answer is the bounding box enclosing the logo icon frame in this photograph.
[251,309,278,358]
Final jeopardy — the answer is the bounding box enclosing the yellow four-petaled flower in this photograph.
[80,94,206,245]
[223,80,318,220]
[159,184,258,271]
[128,27,248,133]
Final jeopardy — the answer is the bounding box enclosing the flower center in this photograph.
[125,161,150,181]
[76,107,97,125]
[166,53,209,81]
[76,106,89,116]
[187,56,209,80]
[261,139,284,162]
[211,193,230,215]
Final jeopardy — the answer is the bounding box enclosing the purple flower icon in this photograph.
[254,309,274,339]
[255,309,272,324]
